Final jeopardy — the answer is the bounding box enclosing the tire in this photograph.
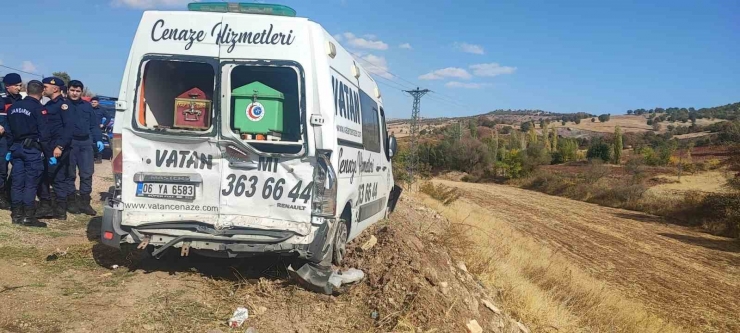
[332,219,349,266]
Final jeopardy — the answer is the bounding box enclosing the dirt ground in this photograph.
[0,163,525,333]
[434,179,740,333]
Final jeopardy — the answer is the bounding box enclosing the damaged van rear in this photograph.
[100,2,401,266]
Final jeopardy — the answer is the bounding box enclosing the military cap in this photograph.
[42,77,65,87]
[2,73,21,85]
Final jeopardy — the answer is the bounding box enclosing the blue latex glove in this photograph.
[101,117,107,125]
[49,157,57,165]
[4,152,10,162]
[97,141,104,152]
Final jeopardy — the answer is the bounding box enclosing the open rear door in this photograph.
[120,13,225,228]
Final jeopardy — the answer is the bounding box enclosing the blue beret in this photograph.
[42,77,65,87]
[91,96,99,101]
[2,73,21,85]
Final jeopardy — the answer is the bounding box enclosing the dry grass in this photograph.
[416,191,683,333]
[520,168,740,237]
[566,115,722,134]
[420,181,461,206]
[387,121,451,138]
[673,131,713,140]
[647,170,732,197]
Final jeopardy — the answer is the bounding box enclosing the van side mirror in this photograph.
[388,136,398,159]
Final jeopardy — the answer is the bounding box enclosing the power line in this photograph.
[373,77,412,93]
[375,79,471,110]
[349,51,475,110]
[349,51,419,89]
[429,90,473,108]
[427,92,471,109]
[0,64,43,78]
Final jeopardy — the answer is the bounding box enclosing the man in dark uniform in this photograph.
[5,80,49,226]
[1,73,24,210]
[67,80,103,216]
[37,77,74,220]
[91,97,108,164]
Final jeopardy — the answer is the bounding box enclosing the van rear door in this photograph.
[214,14,315,236]
[120,12,225,227]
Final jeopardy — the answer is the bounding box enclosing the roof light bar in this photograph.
[188,2,297,17]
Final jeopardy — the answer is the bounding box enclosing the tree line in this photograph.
[628,102,740,121]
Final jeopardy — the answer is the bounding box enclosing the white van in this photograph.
[100,2,402,266]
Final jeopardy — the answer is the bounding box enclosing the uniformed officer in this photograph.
[36,77,75,220]
[67,80,103,216]
[0,73,24,210]
[5,80,49,226]
[91,97,108,164]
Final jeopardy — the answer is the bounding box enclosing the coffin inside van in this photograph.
[136,60,215,132]
[229,66,301,142]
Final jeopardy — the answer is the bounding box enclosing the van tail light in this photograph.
[111,133,123,190]
[312,151,337,217]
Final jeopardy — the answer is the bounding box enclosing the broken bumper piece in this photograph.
[287,262,336,295]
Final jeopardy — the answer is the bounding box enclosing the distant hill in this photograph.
[388,102,735,139]
[487,109,549,116]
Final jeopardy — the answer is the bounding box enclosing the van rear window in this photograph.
[136,60,215,132]
[228,65,301,142]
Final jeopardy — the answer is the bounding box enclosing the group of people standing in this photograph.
[1,73,108,227]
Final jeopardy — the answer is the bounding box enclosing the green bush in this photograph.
[523,143,551,175]
[587,141,611,162]
[639,147,659,166]
[392,146,412,184]
[697,193,740,237]
[551,151,565,164]
[520,121,532,132]
[497,150,524,179]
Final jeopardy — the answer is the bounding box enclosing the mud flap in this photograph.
[387,185,403,214]
[101,202,125,249]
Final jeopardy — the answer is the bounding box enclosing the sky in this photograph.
[1,0,738,119]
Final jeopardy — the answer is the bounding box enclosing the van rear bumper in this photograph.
[100,200,336,262]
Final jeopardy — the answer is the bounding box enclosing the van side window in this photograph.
[380,107,389,160]
[135,60,215,132]
[360,90,380,153]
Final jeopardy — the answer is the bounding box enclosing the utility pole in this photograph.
[405,87,430,185]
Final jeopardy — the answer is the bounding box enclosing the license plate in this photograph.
[136,183,195,199]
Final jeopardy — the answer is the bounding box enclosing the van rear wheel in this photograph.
[332,219,349,265]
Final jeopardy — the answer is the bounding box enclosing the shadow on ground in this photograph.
[659,233,740,253]
[613,212,666,224]
[85,215,297,282]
